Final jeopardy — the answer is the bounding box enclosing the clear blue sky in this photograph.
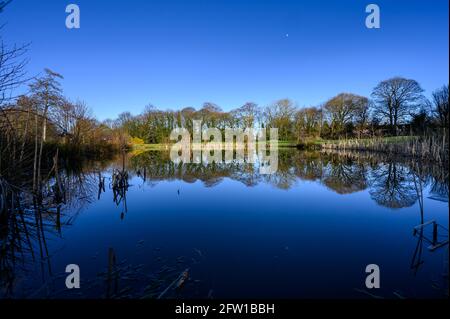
[2,0,448,120]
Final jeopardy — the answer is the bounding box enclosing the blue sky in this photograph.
[1,0,448,120]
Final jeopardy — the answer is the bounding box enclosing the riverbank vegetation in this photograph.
[114,80,448,162]
[0,43,127,186]
[1,11,448,196]
[0,32,126,224]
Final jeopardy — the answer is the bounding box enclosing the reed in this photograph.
[321,134,448,164]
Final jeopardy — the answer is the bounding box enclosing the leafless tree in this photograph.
[294,107,322,142]
[371,77,425,135]
[324,93,368,138]
[432,84,449,129]
[264,99,297,141]
[0,42,28,106]
[235,102,260,128]
[0,28,29,179]
[28,69,63,192]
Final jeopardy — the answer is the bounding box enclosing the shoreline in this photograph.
[130,134,448,164]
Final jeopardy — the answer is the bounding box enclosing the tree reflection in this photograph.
[322,159,367,194]
[0,164,99,297]
[127,149,446,206]
[2,148,447,298]
[369,163,418,209]
[429,179,449,203]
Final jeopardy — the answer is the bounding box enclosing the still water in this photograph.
[1,149,448,299]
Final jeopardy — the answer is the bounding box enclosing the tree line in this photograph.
[1,21,449,189]
[114,78,448,145]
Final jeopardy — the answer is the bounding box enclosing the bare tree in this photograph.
[0,27,29,178]
[371,77,424,135]
[264,99,297,141]
[29,68,63,141]
[324,93,368,138]
[294,107,322,142]
[0,42,28,106]
[432,84,449,129]
[354,100,373,139]
[235,102,260,128]
[29,69,63,192]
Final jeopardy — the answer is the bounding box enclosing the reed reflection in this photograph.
[0,149,448,298]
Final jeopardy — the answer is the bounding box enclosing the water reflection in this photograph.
[0,149,448,298]
[128,149,448,208]
[0,164,101,298]
[369,163,418,209]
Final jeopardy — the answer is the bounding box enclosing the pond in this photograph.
[1,149,448,299]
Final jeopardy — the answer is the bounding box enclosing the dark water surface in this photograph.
[1,149,448,299]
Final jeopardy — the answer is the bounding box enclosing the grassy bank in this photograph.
[130,135,448,163]
[131,138,417,151]
[131,140,298,154]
